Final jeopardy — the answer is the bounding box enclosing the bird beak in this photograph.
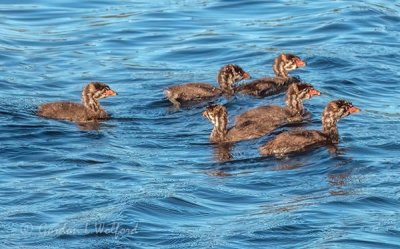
[349,106,361,113]
[295,59,306,67]
[243,72,251,80]
[309,88,321,96]
[202,111,207,118]
[105,89,118,96]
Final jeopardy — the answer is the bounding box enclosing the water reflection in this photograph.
[327,157,356,196]
[2,0,398,246]
[260,158,357,216]
[206,169,233,177]
[272,162,305,171]
[77,121,102,131]
[212,143,233,162]
[328,171,353,196]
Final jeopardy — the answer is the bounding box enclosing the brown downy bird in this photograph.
[259,100,360,157]
[236,53,306,97]
[165,64,250,108]
[202,104,271,143]
[235,83,321,129]
[37,82,117,122]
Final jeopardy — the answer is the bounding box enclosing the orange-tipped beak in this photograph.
[309,88,321,96]
[349,106,361,113]
[243,72,251,80]
[295,59,306,67]
[105,89,117,96]
[202,110,207,118]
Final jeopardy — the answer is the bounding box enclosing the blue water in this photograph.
[1,0,400,248]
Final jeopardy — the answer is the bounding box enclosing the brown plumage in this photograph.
[259,100,361,157]
[235,83,321,127]
[37,82,117,122]
[234,83,321,134]
[202,104,271,143]
[165,64,250,108]
[236,53,306,97]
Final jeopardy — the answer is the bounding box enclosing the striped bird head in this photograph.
[273,53,306,78]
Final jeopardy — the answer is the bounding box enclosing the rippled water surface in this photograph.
[1,0,400,248]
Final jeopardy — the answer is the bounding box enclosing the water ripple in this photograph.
[1,0,400,248]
